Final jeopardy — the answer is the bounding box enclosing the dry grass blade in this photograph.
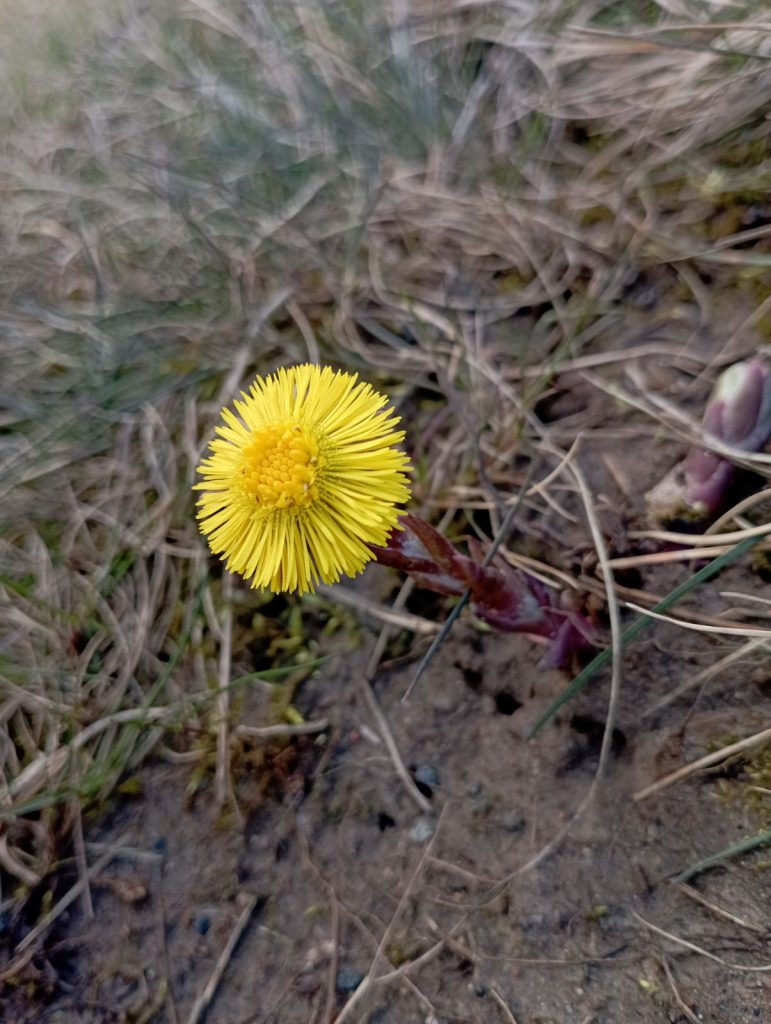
[504,439,624,876]
[530,532,768,736]
[678,883,767,936]
[2,1,771,1017]
[622,603,771,639]
[659,955,701,1024]
[318,584,439,635]
[13,830,131,959]
[332,804,447,1024]
[644,637,771,718]
[634,726,771,802]
[214,579,233,815]
[633,911,771,973]
[185,892,260,1024]
[235,719,328,740]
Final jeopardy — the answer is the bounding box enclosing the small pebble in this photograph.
[336,968,365,994]
[193,915,211,936]
[408,817,436,844]
[413,764,440,789]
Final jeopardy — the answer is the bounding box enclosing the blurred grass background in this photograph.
[2,0,771,900]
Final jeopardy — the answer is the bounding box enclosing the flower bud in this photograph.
[647,359,771,522]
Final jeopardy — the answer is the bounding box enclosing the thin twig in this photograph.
[155,860,181,1024]
[355,577,432,814]
[508,439,624,876]
[332,805,446,1024]
[490,985,520,1024]
[214,581,233,813]
[14,831,131,957]
[633,911,771,972]
[623,602,771,639]
[678,883,767,935]
[72,805,94,920]
[643,638,770,718]
[186,892,260,1024]
[235,719,329,739]
[608,546,760,569]
[318,584,439,635]
[660,955,700,1024]
[357,676,431,815]
[634,726,771,802]
[403,459,538,700]
[630,519,771,547]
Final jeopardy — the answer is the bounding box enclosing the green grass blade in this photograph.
[675,831,771,883]
[528,531,769,737]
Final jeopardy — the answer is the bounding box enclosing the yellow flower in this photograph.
[195,364,411,594]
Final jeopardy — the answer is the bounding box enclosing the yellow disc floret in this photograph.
[194,364,411,594]
[241,423,320,510]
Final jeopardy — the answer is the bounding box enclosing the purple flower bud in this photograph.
[647,359,771,522]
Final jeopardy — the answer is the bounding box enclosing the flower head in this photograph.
[195,364,411,593]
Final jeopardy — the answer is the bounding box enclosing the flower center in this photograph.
[241,422,320,511]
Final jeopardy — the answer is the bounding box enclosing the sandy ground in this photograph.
[5,547,771,1023]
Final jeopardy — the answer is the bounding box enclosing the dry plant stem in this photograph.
[155,862,181,1024]
[285,299,321,364]
[630,518,771,547]
[73,805,94,920]
[186,892,259,1024]
[214,580,233,813]
[508,549,753,628]
[13,831,131,959]
[632,911,771,973]
[643,637,770,718]
[580,576,755,632]
[297,822,440,1021]
[508,345,708,381]
[721,590,771,607]
[322,889,341,1024]
[359,577,432,815]
[358,677,431,816]
[332,804,446,1024]
[402,459,538,701]
[8,706,173,805]
[490,985,520,1024]
[706,488,771,534]
[608,546,766,570]
[660,955,700,1024]
[678,883,766,935]
[235,719,329,739]
[634,726,771,802]
[622,602,771,639]
[293,823,342,1024]
[318,583,438,634]
[510,440,624,877]
[507,547,771,633]
[366,577,416,678]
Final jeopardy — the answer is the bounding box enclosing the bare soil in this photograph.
[5,554,771,1024]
